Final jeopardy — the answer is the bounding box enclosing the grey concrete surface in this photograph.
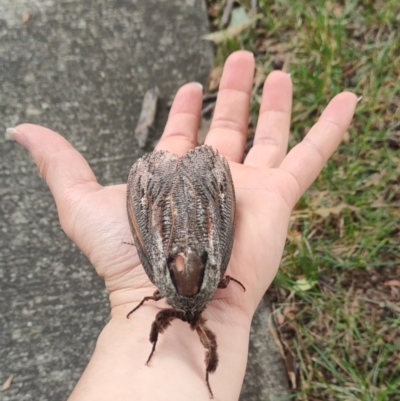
[0,1,289,400]
[241,296,290,401]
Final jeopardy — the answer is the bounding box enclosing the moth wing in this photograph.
[178,145,236,273]
[127,150,179,283]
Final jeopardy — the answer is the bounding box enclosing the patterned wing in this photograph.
[126,150,179,283]
[177,145,236,275]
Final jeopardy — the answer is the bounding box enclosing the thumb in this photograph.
[10,124,101,237]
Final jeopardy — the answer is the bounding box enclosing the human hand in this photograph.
[11,50,357,400]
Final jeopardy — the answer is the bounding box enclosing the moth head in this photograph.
[168,250,207,297]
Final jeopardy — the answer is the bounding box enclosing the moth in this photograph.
[126,144,245,398]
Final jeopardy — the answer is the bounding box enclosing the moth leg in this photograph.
[191,316,218,399]
[218,275,246,292]
[126,290,164,318]
[146,308,184,366]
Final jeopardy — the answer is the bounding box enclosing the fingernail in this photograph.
[287,72,291,77]
[5,127,21,139]
[244,50,254,58]
[6,127,29,149]
[194,82,203,90]
[357,96,363,103]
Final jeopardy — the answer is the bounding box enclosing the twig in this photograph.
[360,297,400,313]
[202,92,218,102]
[134,87,160,148]
[220,0,235,27]
[251,0,257,14]
[201,101,216,117]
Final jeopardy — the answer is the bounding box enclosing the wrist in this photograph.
[70,299,252,401]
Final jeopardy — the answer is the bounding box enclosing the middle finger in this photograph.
[205,51,255,162]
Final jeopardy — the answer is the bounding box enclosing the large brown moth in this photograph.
[126,144,245,398]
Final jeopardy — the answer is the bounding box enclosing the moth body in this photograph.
[126,145,244,398]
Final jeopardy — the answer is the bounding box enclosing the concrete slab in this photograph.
[0,1,289,400]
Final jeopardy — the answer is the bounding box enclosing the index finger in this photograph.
[156,82,203,156]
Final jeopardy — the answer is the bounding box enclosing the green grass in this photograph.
[207,0,400,399]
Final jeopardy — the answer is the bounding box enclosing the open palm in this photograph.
[14,51,356,321]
